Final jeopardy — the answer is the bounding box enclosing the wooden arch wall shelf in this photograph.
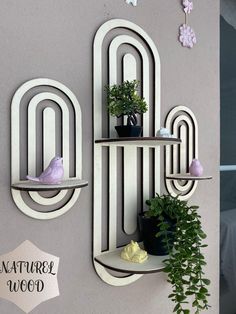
[92,19,183,286]
[11,78,87,220]
[164,105,212,200]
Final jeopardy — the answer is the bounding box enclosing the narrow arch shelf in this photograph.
[95,246,166,274]
[166,174,212,181]
[11,179,88,191]
[95,136,181,147]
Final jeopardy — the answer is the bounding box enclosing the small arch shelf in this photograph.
[11,179,88,192]
[166,174,212,181]
[94,246,166,274]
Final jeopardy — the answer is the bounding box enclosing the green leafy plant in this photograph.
[106,80,148,126]
[145,194,211,314]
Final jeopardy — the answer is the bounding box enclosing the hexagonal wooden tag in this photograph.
[0,240,59,313]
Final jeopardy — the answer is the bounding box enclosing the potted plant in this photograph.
[106,80,148,137]
[139,195,176,256]
[139,194,211,314]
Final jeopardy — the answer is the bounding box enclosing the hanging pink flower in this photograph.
[183,0,193,14]
[179,24,197,48]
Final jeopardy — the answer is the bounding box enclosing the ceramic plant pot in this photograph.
[115,125,142,137]
[139,214,176,256]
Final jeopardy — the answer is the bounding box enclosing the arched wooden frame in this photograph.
[165,105,198,200]
[11,78,83,220]
[93,19,161,286]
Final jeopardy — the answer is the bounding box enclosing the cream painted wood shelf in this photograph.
[166,174,212,181]
[11,179,88,191]
[11,78,85,220]
[95,137,181,147]
[95,246,166,274]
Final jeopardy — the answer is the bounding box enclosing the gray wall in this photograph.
[0,1,219,313]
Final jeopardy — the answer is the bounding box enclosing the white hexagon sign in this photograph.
[0,240,59,313]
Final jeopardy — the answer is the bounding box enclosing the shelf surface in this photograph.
[95,136,181,147]
[94,246,167,274]
[11,179,88,191]
[166,173,212,181]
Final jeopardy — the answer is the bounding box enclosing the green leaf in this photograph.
[185,291,195,296]
[173,303,180,312]
[199,287,208,294]
[155,231,163,238]
[191,278,199,284]
[190,206,199,210]
[176,295,186,302]
[202,279,211,285]
[197,293,206,300]
[198,231,207,239]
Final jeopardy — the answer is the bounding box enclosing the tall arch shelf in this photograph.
[93,18,165,286]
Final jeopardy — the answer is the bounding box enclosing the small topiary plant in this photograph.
[145,194,211,314]
[105,80,147,126]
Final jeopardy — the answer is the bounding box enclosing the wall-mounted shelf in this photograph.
[166,174,212,181]
[11,179,88,192]
[95,246,166,274]
[95,137,181,147]
[11,78,86,220]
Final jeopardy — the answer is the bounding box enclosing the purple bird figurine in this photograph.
[189,159,203,177]
[26,156,64,184]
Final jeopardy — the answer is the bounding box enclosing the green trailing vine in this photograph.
[145,194,211,314]
[105,80,147,125]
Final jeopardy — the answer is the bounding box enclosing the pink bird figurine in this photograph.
[26,156,64,184]
[189,159,203,177]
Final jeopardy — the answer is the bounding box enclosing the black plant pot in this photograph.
[139,214,175,256]
[115,125,142,137]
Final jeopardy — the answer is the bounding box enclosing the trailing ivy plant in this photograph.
[145,194,211,314]
[105,80,147,126]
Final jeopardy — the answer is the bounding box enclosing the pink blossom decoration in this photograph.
[179,24,196,48]
[183,0,193,14]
